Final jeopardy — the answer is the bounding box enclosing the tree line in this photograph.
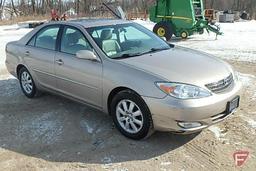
[0,0,255,20]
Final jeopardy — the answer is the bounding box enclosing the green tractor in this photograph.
[149,0,222,40]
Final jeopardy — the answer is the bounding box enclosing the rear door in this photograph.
[55,25,103,108]
[25,25,60,90]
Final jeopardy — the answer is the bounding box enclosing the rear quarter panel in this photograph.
[5,41,24,77]
[5,25,41,78]
[5,25,45,84]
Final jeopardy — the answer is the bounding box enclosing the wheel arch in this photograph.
[107,86,155,139]
[16,64,27,76]
[107,86,141,115]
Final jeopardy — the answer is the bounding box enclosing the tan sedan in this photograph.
[5,19,242,139]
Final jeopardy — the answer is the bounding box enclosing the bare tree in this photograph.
[0,0,2,9]
[31,0,35,14]
[1,0,255,20]
[76,0,80,15]
[11,0,18,16]
[0,0,3,19]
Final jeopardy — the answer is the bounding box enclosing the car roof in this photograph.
[67,18,132,28]
[18,19,133,46]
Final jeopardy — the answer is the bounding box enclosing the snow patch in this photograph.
[0,24,32,69]
[208,126,227,140]
[237,73,256,101]
[80,120,94,134]
[246,119,256,128]
[134,20,256,63]
[252,92,256,100]
[0,74,15,80]
[160,162,171,166]
[241,116,256,129]
[238,73,256,86]
[101,156,113,164]
[113,169,128,171]
[134,19,155,31]
[101,155,119,166]
[0,24,32,36]
[15,112,63,145]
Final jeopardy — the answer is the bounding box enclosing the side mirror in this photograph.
[76,50,99,61]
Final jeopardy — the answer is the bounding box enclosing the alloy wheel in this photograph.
[116,99,144,134]
[21,71,33,94]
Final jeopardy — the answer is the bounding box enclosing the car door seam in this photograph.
[33,69,98,90]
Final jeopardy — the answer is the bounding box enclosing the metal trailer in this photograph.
[149,0,223,40]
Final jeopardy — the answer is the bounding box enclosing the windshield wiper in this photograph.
[115,47,170,60]
[150,47,170,52]
[115,53,143,59]
[139,47,170,56]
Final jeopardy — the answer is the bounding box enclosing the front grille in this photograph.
[205,74,233,93]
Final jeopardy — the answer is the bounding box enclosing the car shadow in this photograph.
[0,77,199,164]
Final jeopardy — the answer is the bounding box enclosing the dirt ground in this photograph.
[0,60,255,171]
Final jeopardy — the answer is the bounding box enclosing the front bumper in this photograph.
[142,81,242,133]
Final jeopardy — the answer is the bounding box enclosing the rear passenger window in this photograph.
[35,26,59,50]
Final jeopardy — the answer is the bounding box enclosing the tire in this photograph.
[18,67,38,98]
[153,21,173,41]
[198,29,204,35]
[110,90,153,140]
[180,31,189,39]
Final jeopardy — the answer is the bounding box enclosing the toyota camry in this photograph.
[5,19,242,139]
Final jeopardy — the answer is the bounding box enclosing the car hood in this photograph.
[120,46,232,86]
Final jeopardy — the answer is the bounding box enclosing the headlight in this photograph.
[156,82,212,99]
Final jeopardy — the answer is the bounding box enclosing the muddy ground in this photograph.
[0,60,255,171]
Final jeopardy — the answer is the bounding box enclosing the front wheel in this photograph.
[111,90,153,140]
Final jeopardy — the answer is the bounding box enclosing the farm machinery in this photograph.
[149,0,223,40]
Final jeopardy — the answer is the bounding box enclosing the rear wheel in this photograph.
[198,29,204,35]
[111,90,153,140]
[18,67,38,98]
[153,21,173,41]
[180,31,189,39]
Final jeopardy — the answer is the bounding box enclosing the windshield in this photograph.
[86,23,171,59]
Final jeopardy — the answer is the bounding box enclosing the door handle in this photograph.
[55,59,64,65]
[25,51,30,56]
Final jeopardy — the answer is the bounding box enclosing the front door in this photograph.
[55,26,103,108]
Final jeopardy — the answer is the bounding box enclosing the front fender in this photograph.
[102,59,167,113]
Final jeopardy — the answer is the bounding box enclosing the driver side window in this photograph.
[61,27,92,55]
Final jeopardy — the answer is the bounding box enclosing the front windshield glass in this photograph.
[86,23,171,59]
